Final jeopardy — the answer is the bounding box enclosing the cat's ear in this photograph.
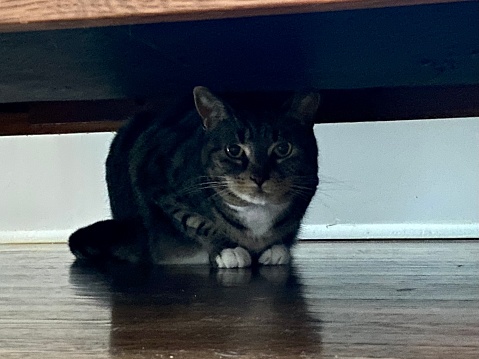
[193,86,230,130]
[285,92,320,127]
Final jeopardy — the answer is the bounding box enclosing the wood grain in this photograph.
[0,0,472,33]
[0,241,478,358]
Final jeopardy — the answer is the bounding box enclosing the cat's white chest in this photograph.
[228,203,288,238]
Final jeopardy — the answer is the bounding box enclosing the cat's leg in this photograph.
[69,219,146,264]
[173,210,252,268]
[152,199,251,268]
[258,244,291,266]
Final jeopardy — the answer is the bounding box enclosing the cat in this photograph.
[69,87,319,268]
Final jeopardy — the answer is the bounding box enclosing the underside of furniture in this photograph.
[0,0,478,134]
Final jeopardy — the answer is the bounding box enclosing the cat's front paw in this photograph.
[215,247,252,268]
[258,245,291,266]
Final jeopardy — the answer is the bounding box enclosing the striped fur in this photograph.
[69,87,319,267]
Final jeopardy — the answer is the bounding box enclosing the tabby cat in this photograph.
[69,87,319,268]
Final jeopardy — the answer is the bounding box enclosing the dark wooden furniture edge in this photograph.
[0,85,477,136]
[0,0,471,33]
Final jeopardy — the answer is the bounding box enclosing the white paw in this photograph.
[258,245,291,266]
[216,247,252,268]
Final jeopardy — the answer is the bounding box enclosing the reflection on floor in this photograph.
[0,241,478,358]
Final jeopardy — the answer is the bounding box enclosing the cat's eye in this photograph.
[273,142,293,158]
[225,144,244,158]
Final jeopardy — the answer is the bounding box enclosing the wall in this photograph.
[0,118,478,243]
[304,118,479,238]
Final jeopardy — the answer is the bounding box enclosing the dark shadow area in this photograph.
[1,2,477,103]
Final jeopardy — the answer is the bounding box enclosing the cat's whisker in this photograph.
[317,175,359,192]
[287,185,315,200]
[289,178,319,186]
[206,187,232,201]
[179,182,229,196]
[290,183,317,190]
[292,193,315,201]
[177,177,232,195]
[289,187,312,195]
[315,190,335,200]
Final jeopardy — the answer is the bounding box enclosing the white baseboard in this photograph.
[300,223,479,239]
[0,230,72,244]
[0,224,478,245]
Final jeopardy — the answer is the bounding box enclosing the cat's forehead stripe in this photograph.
[237,128,246,143]
[237,123,282,144]
[272,129,280,143]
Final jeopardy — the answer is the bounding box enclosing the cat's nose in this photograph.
[250,174,267,187]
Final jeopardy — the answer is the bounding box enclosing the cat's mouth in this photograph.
[226,180,290,206]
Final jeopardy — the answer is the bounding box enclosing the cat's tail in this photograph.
[69,219,146,264]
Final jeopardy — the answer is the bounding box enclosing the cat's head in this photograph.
[194,86,319,207]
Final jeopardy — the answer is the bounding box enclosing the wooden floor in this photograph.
[0,241,478,359]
